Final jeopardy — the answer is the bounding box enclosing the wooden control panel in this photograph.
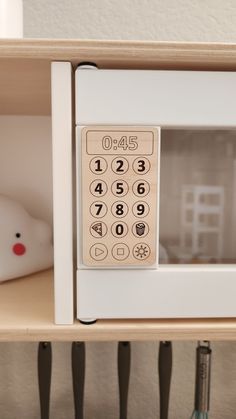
[79,126,160,267]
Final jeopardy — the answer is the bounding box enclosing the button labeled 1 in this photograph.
[90,157,107,174]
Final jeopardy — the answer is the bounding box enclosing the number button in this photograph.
[90,179,108,197]
[133,180,150,197]
[111,201,128,218]
[90,201,108,218]
[111,221,128,238]
[133,157,150,175]
[132,201,150,218]
[90,156,107,174]
[111,157,129,174]
[111,180,129,197]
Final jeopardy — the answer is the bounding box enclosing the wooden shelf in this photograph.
[2,39,236,115]
[1,269,236,342]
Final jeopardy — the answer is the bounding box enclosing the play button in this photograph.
[95,247,105,257]
[90,243,108,261]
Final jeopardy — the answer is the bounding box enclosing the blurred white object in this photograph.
[0,0,23,38]
[0,195,53,282]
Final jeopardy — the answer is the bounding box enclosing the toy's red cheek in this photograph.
[12,243,26,256]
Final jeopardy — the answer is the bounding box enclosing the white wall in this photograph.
[2,1,236,418]
[24,0,236,42]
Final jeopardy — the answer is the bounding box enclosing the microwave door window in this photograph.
[159,130,236,264]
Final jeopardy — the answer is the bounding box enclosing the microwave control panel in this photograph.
[78,126,160,267]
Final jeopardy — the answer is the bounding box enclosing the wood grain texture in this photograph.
[1,39,236,115]
[2,39,236,69]
[1,269,236,341]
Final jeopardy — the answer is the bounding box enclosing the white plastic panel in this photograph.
[76,70,236,127]
[51,62,74,325]
[77,267,236,319]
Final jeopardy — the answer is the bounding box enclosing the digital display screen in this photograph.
[86,129,154,155]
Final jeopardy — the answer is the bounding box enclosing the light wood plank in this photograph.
[1,269,236,341]
[2,39,236,69]
[0,58,50,115]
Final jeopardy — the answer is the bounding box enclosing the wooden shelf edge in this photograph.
[2,319,236,342]
[1,39,236,69]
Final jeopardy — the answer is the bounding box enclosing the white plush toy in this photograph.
[0,195,53,282]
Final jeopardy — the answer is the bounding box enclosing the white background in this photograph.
[1,1,236,418]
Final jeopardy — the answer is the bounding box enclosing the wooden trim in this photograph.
[1,39,236,70]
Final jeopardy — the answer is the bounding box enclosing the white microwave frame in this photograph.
[75,68,236,320]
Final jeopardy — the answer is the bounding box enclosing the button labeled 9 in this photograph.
[132,201,150,218]
[133,180,150,197]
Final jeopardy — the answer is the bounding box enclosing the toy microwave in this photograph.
[74,66,236,322]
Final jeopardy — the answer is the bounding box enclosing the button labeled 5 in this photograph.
[111,180,129,197]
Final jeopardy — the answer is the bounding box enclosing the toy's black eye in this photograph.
[15,233,21,238]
